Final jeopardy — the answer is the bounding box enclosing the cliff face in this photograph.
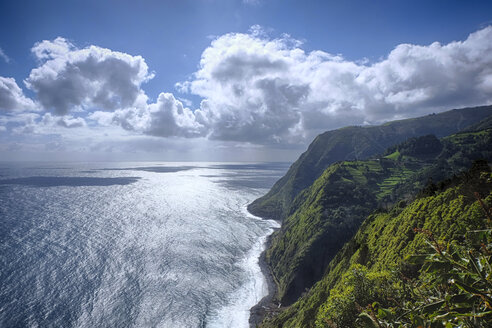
[248,105,492,221]
[249,105,492,327]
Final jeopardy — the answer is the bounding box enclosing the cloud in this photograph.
[10,112,87,135]
[174,26,492,144]
[176,31,312,143]
[30,37,73,61]
[90,93,206,138]
[9,113,41,134]
[354,27,492,117]
[4,27,492,150]
[0,48,10,63]
[25,37,154,115]
[0,77,37,111]
[243,0,261,6]
[42,113,86,129]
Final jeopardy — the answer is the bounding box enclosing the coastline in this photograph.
[249,229,279,328]
[209,205,280,328]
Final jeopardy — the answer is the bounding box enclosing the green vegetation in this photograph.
[250,108,492,327]
[360,217,492,327]
[263,128,492,306]
[261,161,492,327]
[384,150,401,161]
[464,114,492,132]
[384,134,443,160]
[248,106,492,221]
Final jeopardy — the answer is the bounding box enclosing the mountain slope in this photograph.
[265,127,492,306]
[248,105,492,221]
[261,161,492,328]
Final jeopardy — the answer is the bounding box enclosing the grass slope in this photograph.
[261,162,492,328]
[265,128,492,306]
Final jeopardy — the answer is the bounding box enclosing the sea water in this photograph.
[0,162,288,328]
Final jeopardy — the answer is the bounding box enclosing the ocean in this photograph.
[0,162,289,328]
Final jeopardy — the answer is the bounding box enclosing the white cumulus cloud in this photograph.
[25,37,154,115]
[4,27,492,149]
[0,77,37,112]
[175,26,492,144]
[90,93,206,138]
[10,113,87,135]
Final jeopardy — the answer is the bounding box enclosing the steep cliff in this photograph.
[248,105,492,221]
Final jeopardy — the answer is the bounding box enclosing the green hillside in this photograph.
[264,128,492,306]
[248,105,492,221]
[464,114,492,132]
[261,161,492,328]
[267,159,424,305]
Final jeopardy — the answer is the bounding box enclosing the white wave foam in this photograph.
[206,206,279,328]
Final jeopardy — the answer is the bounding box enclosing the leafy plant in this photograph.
[358,193,492,328]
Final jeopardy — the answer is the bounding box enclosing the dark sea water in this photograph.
[0,162,289,328]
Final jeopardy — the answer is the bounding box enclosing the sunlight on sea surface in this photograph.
[0,162,288,328]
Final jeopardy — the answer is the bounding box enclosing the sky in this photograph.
[1,0,492,162]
